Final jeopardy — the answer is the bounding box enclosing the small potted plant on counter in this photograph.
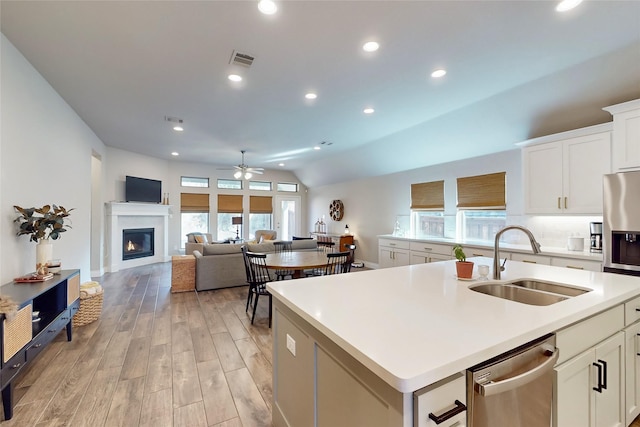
[453,244,474,279]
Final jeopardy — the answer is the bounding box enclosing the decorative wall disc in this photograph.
[329,200,344,221]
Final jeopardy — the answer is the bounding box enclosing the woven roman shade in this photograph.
[411,180,444,210]
[217,194,243,213]
[250,196,273,213]
[456,172,506,209]
[180,193,209,213]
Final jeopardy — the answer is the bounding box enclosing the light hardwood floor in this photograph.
[3,261,640,427]
[2,262,273,426]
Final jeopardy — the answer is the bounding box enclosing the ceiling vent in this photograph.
[164,116,183,124]
[230,50,255,68]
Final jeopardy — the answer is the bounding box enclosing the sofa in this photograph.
[185,230,278,255]
[192,239,318,291]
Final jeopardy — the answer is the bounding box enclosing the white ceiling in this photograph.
[2,1,639,187]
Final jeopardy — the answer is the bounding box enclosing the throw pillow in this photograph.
[194,235,204,243]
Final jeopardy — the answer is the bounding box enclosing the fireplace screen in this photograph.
[122,228,155,261]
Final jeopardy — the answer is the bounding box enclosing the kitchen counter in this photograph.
[379,234,603,261]
[267,258,640,393]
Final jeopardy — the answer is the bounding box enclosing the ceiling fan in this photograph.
[220,150,264,179]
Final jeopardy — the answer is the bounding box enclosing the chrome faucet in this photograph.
[493,226,541,279]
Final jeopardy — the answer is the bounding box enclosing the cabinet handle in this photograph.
[472,253,484,257]
[635,308,640,312]
[593,362,603,392]
[428,400,467,425]
[522,260,537,264]
[389,243,396,246]
[557,197,561,209]
[565,265,584,270]
[423,247,433,251]
[564,197,568,209]
[11,363,21,369]
[598,359,607,390]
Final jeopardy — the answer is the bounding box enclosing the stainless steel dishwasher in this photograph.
[466,334,558,427]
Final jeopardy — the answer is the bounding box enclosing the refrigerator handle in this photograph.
[476,349,559,397]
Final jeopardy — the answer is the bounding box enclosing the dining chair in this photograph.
[241,246,254,311]
[273,241,294,280]
[323,251,351,275]
[245,251,273,327]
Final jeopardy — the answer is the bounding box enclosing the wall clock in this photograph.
[329,200,344,221]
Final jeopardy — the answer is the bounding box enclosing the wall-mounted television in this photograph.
[125,176,162,203]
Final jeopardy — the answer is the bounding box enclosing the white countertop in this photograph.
[378,234,603,261]
[267,258,640,393]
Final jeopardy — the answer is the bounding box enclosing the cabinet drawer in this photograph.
[379,239,410,250]
[3,305,32,363]
[625,295,640,326]
[1,348,26,385]
[556,305,624,364]
[466,247,494,258]
[414,372,466,427]
[409,242,451,255]
[510,253,551,265]
[550,257,601,272]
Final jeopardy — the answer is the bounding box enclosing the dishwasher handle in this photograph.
[476,348,559,397]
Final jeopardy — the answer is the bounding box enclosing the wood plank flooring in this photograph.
[2,262,274,426]
[3,261,640,426]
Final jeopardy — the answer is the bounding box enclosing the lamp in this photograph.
[232,216,242,239]
[344,224,350,235]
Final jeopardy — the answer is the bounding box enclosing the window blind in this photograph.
[456,172,506,209]
[180,193,210,213]
[411,180,445,210]
[250,196,273,213]
[217,194,243,213]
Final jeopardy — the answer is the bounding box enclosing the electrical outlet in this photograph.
[286,334,296,356]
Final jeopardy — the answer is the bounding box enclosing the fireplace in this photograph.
[122,228,155,261]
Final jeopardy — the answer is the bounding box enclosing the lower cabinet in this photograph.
[409,242,452,265]
[625,320,640,425]
[379,239,410,268]
[554,332,625,427]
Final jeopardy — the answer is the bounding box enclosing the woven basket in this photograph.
[72,289,104,327]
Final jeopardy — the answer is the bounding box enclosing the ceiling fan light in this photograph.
[244,172,253,179]
[234,170,242,179]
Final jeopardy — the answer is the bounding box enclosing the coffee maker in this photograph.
[590,222,603,253]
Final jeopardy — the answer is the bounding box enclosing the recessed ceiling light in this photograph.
[258,0,277,15]
[556,0,582,12]
[173,126,184,132]
[228,74,242,82]
[279,163,285,167]
[171,152,179,156]
[305,92,317,100]
[363,108,375,114]
[431,69,447,78]
[314,146,321,150]
[362,41,379,52]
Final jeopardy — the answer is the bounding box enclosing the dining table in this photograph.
[264,251,329,279]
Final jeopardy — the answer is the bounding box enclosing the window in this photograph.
[217,194,243,240]
[456,172,507,241]
[249,196,273,240]
[180,193,210,247]
[217,179,242,190]
[249,181,272,191]
[277,182,298,192]
[181,176,209,188]
[410,180,445,238]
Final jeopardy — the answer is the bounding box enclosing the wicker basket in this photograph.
[73,287,104,327]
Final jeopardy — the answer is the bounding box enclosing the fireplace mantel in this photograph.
[105,202,172,272]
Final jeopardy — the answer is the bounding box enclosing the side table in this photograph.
[171,255,195,293]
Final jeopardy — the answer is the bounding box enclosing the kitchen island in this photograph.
[267,257,640,427]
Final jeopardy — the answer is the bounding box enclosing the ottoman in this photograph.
[172,255,196,293]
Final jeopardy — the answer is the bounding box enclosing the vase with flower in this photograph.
[14,204,73,275]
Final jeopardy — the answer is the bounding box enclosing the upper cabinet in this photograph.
[603,99,640,172]
[522,124,612,214]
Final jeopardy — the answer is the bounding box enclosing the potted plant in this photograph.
[452,244,474,279]
[14,204,73,274]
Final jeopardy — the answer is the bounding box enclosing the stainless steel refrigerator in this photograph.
[603,170,640,276]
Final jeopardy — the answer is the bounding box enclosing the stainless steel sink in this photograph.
[470,280,590,306]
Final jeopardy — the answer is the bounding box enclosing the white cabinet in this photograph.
[604,99,640,172]
[409,242,452,264]
[510,252,552,265]
[413,372,466,427]
[624,321,640,425]
[523,125,611,214]
[554,332,625,427]
[378,238,410,268]
[550,257,602,272]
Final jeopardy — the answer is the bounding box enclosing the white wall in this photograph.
[308,149,601,265]
[0,34,106,283]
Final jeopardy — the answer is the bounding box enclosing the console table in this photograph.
[0,270,80,420]
[310,232,354,252]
